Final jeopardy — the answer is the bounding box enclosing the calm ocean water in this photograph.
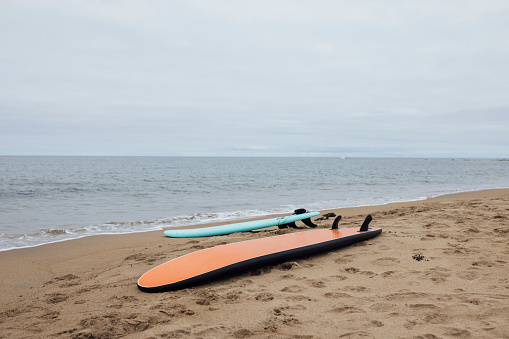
[1,156,508,251]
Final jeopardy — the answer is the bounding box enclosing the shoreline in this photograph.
[2,187,508,253]
[1,188,508,338]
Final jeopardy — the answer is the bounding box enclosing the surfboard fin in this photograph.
[332,215,372,231]
[301,217,318,228]
[279,218,316,229]
[287,208,318,228]
[359,215,373,232]
[331,215,342,229]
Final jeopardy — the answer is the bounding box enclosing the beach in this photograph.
[1,189,508,338]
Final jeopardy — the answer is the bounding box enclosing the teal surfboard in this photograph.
[164,211,320,238]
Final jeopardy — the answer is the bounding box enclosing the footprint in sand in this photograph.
[124,252,165,265]
[39,310,60,319]
[421,311,450,325]
[249,266,273,276]
[381,271,396,278]
[334,257,354,265]
[324,292,352,299]
[329,306,365,314]
[374,257,400,266]
[281,274,295,280]
[408,303,440,311]
[264,313,301,332]
[45,293,68,304]
[305,279,326,288]
[472,260,497,267]
[156,304,195,317]
[330,274,348,281]
[420,234,437,241]
[344,267,360,273]
[44,274,80,287]
[232,329,253,338]
[443,327,472,337]
[286,295,314,302]
[55,274,79,281]
[76,314,153,338]
[225,290,243,303]
[287,304,307,311]
[383,291,429,301]
[369,302,395,312]
[277,262,299,270]
[160,329,191,338]
[121,318,152,333]
[255,292,274,301]
[422,267,451,283]
[281,285,305,293]
[456,269,480,280]
[195,291,220,305]
[370,320,384,327]
[343,286,369,292]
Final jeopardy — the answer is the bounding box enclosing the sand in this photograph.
[0,189,508,338]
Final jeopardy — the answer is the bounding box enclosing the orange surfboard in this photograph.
[138,215,381,292]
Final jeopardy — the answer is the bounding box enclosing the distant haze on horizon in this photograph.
[1,1,508,158]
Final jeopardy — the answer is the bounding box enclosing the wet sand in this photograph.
[1,189,508,338]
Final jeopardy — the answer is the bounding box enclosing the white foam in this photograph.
[0,190,473,252]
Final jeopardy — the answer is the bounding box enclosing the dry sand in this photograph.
[1,189,508,338]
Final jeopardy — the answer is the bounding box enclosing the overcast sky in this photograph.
[1,1,508,157]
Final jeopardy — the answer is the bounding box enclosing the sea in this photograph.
[1,156,508,252]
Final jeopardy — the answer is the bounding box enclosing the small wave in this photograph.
[0,207,302,252]
[0,195,442,252]
[42,229,68,235]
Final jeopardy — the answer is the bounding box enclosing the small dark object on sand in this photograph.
[315,212,337,221]
[412,254,426,261]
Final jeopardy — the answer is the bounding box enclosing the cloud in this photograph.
[0,1,508,156]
